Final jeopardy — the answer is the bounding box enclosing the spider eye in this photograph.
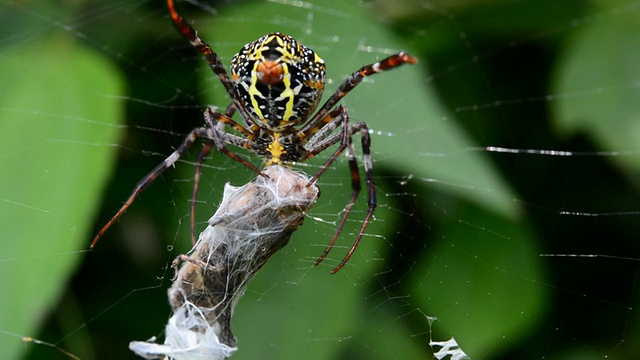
[231,32,326,130]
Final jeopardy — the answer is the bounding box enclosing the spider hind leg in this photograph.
[304,106,377,273]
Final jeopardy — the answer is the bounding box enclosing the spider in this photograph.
[91,0,416,274]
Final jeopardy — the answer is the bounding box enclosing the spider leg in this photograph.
[304,106,350,182]
[91,127,209,248]
[306,108,358,267]
[203,108,265,176]
[331,123,376,274]
[304,108,376,273]
[299,52,416,142]
[187,108,266,245]
[167,0,256,129]
[189,105,238,246]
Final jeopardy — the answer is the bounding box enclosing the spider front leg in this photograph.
[190,104,234,245]
[167,0,256,127]
[299,52,416,142]
[305,107,376,274]
[202,108,266,176]
[91,127,210,248]
[187,107,266,245]
[190,105,239,244]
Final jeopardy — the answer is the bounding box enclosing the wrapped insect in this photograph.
[130,165,319,359]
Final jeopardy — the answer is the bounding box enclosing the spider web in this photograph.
[1,0,639,359]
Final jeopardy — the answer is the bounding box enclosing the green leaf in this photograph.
[409,205,547,358]
[0,32,124,358]
[553,7,640,177]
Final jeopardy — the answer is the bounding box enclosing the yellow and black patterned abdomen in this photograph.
[230,33,326,131]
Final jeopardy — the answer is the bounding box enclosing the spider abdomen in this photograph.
[230,32,326,131]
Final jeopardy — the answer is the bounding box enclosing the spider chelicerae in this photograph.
[92,0,416,273]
